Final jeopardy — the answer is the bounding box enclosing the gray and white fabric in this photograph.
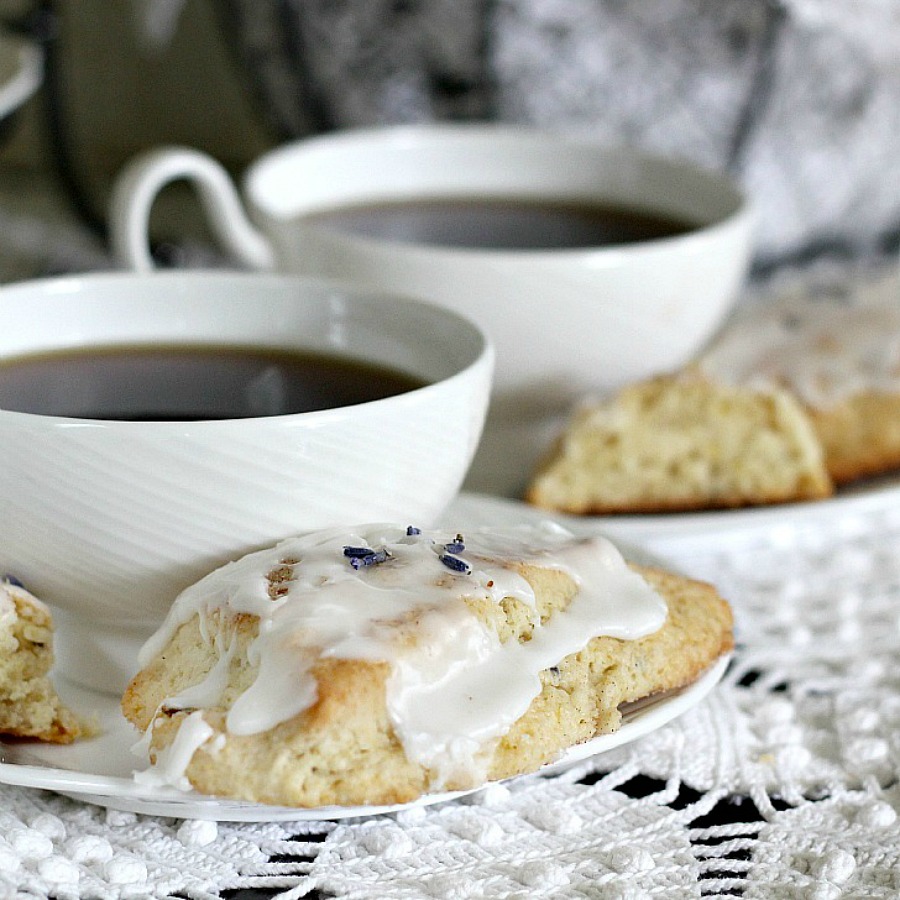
[216,0,900,268]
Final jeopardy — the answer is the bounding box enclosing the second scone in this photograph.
[526,372,833,515]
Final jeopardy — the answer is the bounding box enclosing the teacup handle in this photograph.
[108,146,276,272]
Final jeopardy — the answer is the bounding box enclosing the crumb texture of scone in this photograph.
[526,372,833,515]
[122,524,732,808]
[0,580,81,743]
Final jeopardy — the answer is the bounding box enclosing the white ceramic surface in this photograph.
[449,480,900,566]
[0,650,730,822]
[109,124,754,495]
[0,271,493,691]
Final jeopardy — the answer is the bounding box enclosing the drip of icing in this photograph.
[387,537,668,785]
[165,631,237,713]
[700,271,900,408]
[133,711,214,791]
[136,522,667,787]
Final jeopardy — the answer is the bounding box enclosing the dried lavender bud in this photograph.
[343,546,375,560]
[346,547,391,569]
[406,526,422,535]
[2,573,24,588]
[439,553,471,574]
[443,534,465,555]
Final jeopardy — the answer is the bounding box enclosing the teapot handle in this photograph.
[108,146,276,271]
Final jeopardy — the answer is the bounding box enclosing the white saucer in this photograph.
[0,494,735,821]
[0,656,729,822]
[454,474,900,552]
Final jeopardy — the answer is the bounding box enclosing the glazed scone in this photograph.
[122,524,733,808]
[804,393,900,485]
[699,268,900,486]
[526,372,833,515]
[0,578,81,743]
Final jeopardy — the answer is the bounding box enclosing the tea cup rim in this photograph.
[243,122,751,256]
[0,268,494,428]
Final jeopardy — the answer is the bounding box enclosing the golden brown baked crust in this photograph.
[805,391,900,485]
[526,372,833,515]
[0,585,81,744]
[122,562,732,808]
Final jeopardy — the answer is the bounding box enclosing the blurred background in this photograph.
[0,0,899,282]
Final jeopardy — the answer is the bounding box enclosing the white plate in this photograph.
[0,495,731,821]
[0,656,729,822]
[0,27,41,121]
[456,474,900,552]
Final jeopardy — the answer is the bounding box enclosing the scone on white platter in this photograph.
[0,578,81,743]
[122,523,733,808]
[699,270,900,486]
[526,370,832,515]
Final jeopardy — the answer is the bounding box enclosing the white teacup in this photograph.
[0,271,492,691]
[110,124,753,495]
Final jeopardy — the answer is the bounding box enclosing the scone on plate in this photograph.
[0,578,81,743]
[526,371,833,515]
[805,393,900,485]
[698,269,900,486]
[122,524,733,808]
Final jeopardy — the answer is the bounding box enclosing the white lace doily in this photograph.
[1,495,898,898]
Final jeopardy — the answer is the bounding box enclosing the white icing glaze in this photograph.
[0,580,50,623]
[700,269,900,408]
[0,586,16,625]
[133,711,215,791]
[136,523,667,789]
